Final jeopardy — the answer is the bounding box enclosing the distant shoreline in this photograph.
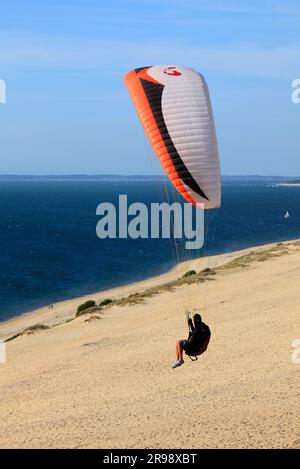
[276,183,300,187]
[0,174,299,181]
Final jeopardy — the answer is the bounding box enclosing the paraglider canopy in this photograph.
[124,65,221,209]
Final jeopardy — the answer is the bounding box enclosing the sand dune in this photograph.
[0,240,300,448]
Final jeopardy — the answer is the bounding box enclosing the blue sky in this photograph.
[0,0,299,175]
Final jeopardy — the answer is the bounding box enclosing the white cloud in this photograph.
[0,32,299,80]
[144,0,300,15]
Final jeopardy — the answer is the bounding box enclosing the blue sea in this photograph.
[0,176,299,321]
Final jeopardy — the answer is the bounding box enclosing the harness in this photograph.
[187,331,211,361]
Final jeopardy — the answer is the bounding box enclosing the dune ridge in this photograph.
[0,240,300,448]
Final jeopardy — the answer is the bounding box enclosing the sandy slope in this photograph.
[0,241,300,448]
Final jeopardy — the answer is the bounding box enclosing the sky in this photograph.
[0,0,299,176]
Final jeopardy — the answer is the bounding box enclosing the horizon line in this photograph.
[0,174,299,179]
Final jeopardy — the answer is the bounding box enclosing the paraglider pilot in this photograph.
[171,312,211,369]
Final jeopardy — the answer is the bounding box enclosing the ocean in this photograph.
[0,176,299,321]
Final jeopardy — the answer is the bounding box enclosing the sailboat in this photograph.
[284,211,290,219]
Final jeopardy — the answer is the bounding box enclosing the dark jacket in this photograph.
[187,318,210,355]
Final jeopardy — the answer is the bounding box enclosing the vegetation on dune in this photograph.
[76,305,99,317]
[5,323,50,342]
[99,298,113,306]
[200,267,216,275]
[76,300,96,315]
[182,270,197,278]
[24,324,50,333]
[218,243,290,272]
[84,315,102,323]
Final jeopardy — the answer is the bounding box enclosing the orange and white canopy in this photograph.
[124,65,221,208]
